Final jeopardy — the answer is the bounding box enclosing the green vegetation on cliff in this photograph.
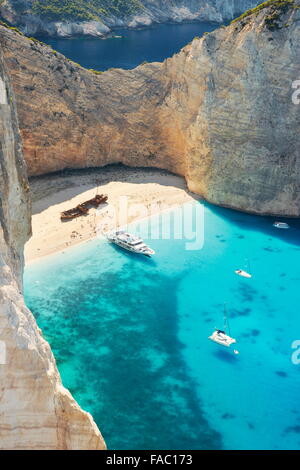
[0,19,23,35]
[31,0,144,22]
[231,0,294,24]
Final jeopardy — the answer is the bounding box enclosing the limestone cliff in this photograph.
[0,0,260,37]
[1,0,300,216]
[0,46,106,449]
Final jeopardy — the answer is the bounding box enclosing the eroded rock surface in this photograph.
[0,46,106,450]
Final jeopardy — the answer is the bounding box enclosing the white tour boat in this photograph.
[107,230,155,257]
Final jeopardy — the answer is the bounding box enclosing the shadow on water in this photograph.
[109,242,157,266]
[205,201,300,247]
[213,348,239,364]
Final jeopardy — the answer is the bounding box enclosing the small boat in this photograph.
[273,221,290,229]
[235,269,252,279]
[234,260,252,279]
[107,230,155,257]
[235,259,252,278]
[209,304,238,351]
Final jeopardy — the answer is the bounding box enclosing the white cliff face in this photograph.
[21,16,110,38]
[123,0,262,25]
[0,77,7,104]
[0,0,261,37]
[162,2,300,216]
[54,20,110,37]
[0,49,106,450]
[213,0,261,20]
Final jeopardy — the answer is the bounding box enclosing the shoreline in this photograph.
[33,19,220,41]
[25,202,191,267]
[25,167,198,265]
[18,16,220,44]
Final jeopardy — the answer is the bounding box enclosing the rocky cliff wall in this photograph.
[0,45,106,450]
[1,0,300,216]
[0,0,261,37]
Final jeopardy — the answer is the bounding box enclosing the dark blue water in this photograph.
[37,22,218,71]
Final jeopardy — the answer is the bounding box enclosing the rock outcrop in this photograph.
[0,45,106,449]
[2,0,300,217]
[0,0,261,37]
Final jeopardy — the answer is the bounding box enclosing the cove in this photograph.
[24,201,300,449]
[36,22,218,71]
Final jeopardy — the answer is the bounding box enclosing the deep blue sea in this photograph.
[24,201,300,449]
[37,22,218,71]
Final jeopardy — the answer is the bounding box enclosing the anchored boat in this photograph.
[235,258,252,278]
[273,221,290,229]
[107,230,155,257]
[209,304,239,353]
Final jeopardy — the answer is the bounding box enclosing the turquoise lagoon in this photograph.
[24,201,300,450]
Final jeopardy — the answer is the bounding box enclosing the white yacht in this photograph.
[107,230,155,257]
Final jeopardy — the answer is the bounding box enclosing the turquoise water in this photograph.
[24,201,300,449]
[36,22,218,71]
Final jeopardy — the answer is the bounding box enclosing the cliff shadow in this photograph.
[206,202,300,248]
[29,164,199,215]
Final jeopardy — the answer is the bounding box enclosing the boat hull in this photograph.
[235,270,252,279]
[108,239,154,257]
[273,223,289,229]
[209,331,236,348]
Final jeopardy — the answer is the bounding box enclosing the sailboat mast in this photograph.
[246,257,252,274]
[224,303,231,336]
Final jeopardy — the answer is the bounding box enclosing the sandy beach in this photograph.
[25,166,197,264]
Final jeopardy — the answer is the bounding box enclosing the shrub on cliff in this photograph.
[231,0,294,24]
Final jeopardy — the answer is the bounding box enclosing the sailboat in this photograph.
[209,304,239,353]
[235,258,252,278]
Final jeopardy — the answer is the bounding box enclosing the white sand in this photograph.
[25,167,197,264]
